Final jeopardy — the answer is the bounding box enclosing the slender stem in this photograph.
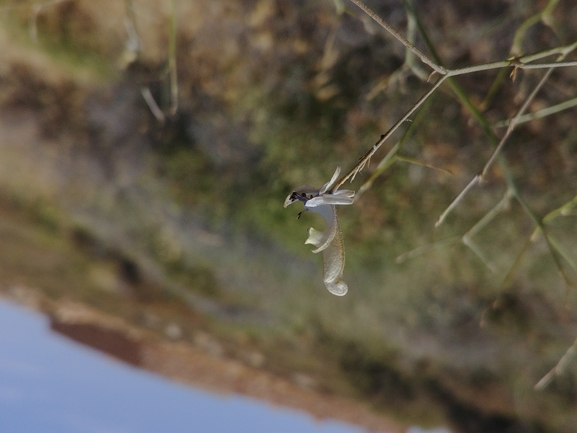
[435,176,480,227]
[495,97,577,127]
[333,76,446,191]
[356,141,401,196]
[535,336,577,390]
[462,236,496,272]
[342,0,576,198]
[519,61,577,69]
[466,190,512,238]
[358,94,434,195]
[447,61,510,76]
[445,58,577,77]
[347,0,447,75]
[411,8,573,290]
[141,87,166,122]
[543,194,577,223]
[521,40,577,62]
[340,0,577,289]
[481,67,554,180]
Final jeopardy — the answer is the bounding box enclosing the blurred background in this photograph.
[0,0,576,432]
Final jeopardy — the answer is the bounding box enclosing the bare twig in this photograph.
[543,195,577,223]
[402,0,576,291]
[495,97,577,127]
[437,40,576,223]
[332,76,447,191]
[366,0,428,99]
[535,336,577,390]
[480,67,554,180]
[347,0,446,75]
[141,87,166,123]
[466,190,513,238]
[357,94,434,196]
[435,176,480,227]
[339,0,577,198]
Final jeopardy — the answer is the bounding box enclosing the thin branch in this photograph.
[403,4,576,290]
[333,75,447,191]
[141,87,166,123]
[358,86,434,196]
[341,0,576,199]
[462,235,497,272]
[435,43,576,225]
[347,0,446,75]
[535,336,577,390]
[344,0,577,292]
[495,97,577,127]
[519,61,577,69]
[435,176,480,227]
[543,194,577,223]
[479,0,561,110]
[434,66,551,225]
[459,191,513,272]
[480,66,554,180]
[528,196,577,279]
[521,40,577,62]
[516,194,575,290]
[443,46,574,209]
[356,140,401,196]
[466,190,513,238]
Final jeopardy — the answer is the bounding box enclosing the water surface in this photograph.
[0,298,372,433]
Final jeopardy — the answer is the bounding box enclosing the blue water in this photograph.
[0,298,451,433]
[0,299,367,433]
[0,301,378,433]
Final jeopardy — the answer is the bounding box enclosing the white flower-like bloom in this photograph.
[284,166,355,296]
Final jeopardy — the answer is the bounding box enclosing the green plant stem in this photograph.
[495,97,577,127]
